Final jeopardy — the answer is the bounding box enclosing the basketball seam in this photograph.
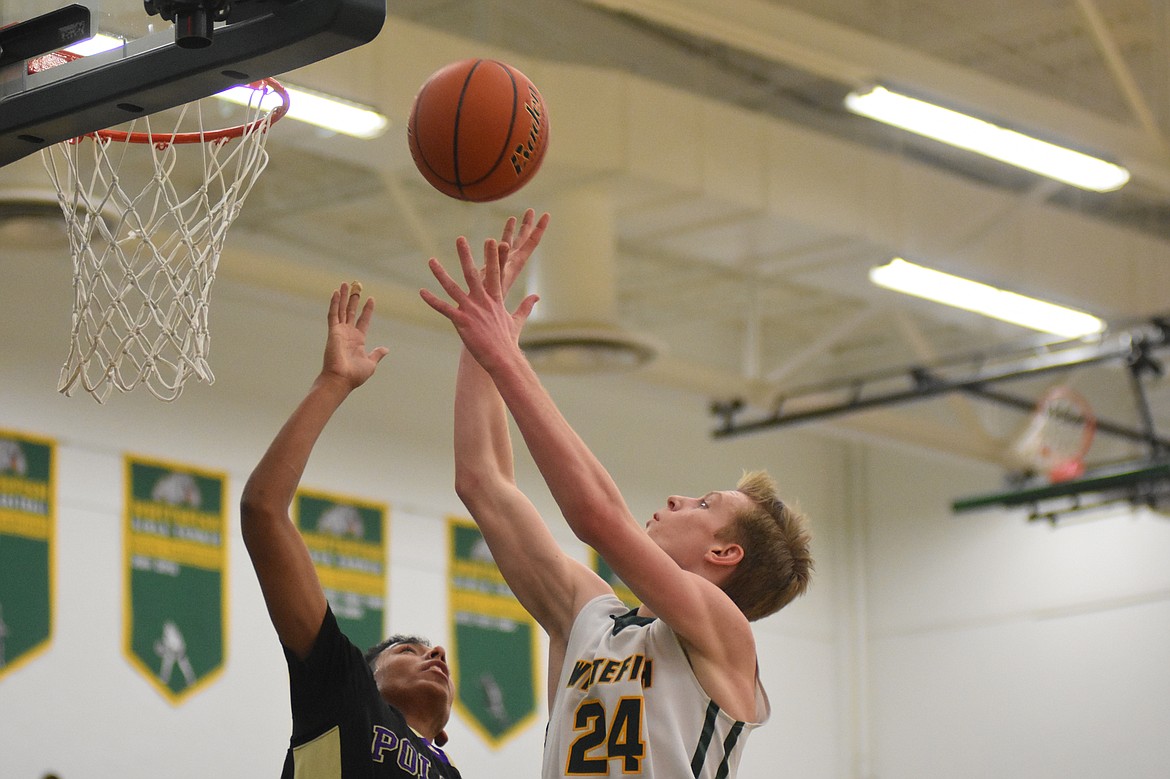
[409,81,452,186]
[453,60,520,197]
[451,59,482,195]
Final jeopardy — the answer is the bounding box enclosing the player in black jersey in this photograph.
[242,282,461,778]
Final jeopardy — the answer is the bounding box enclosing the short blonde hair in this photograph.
[716,470,813,621]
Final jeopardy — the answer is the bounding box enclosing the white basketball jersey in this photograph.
[542,594,769,779]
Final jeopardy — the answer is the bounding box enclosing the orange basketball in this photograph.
[408,59,550,202]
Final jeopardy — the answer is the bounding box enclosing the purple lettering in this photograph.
[371,725,399,763]
[397,740,420,775]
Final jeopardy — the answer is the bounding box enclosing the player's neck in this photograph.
[401,706,446,742]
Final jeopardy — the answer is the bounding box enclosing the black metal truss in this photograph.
[951,458,1170,518]
[711,315,1170,455]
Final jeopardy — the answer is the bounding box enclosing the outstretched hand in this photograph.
[323,281,390,389]
[496,209,550,295]
[420,233,540,374]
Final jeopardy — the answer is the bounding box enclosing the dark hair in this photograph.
[364,634,432,670]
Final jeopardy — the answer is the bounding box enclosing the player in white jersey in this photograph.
[421,211,813,778]
[545,593,770,777]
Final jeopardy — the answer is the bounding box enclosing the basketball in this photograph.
[408,58,550,202]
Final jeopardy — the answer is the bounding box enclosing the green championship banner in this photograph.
[294,489,387,652]
[124,455,227,704]
[448,517,538,747]
[0,429,55,681]
[591,550,639,609]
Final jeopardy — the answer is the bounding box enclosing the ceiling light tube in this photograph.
[216,84,388,140]
[845,86,1130,192]
[63,33,124,56]
[870,258,1105,338]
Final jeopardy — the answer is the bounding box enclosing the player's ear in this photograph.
[706,543,744,567]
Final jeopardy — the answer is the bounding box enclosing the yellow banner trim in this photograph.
[129,534,223,571]
[450,588,532,621]
[317,567,384,597]
[300,531,384,562]
[0,511,50,539]
[450,558,508,584]
[0,475,50,499]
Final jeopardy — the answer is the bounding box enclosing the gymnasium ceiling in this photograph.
[5,0,1170,470]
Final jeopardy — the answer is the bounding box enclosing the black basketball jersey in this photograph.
[281,607,461,779]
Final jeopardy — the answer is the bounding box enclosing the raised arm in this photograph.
[451,213,609,651]
[240,283,389,660]
[422,243,760,715]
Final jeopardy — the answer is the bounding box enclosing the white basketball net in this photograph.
[1011,386,1097,481]
[40,89,280,402]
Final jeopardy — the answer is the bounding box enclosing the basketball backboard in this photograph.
[0,0,385,167]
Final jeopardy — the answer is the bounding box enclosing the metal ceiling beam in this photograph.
[958,385,1170,450]
[712,317,1170,439]
[951,459,1170,517]
[890,308,1001,453]
[577,0,1170,191]
[1073,0,1167,151]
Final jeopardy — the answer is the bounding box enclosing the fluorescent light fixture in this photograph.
[64,33,124,56]
[216,83,388,140]
[845,86,1130,193]
[870,258,1105,338]
[64,36,387,140]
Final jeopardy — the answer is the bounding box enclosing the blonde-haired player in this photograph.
[422,211,813,778]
